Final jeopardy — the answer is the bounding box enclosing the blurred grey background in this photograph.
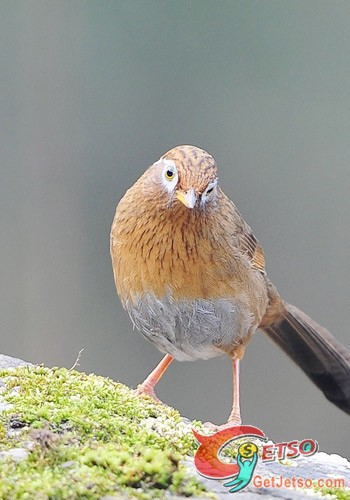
[1,1,350,457]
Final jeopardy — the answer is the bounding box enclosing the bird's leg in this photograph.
[136,354,173,403]
[204,352,244,430]
[228,358,242,425]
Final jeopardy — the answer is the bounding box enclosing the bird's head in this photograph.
[150,145,219,210]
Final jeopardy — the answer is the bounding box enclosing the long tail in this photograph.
[262,303,350,415]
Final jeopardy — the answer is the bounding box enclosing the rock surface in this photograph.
[0,354,33,370]
[0,354,348,499]
[185,452,350,499]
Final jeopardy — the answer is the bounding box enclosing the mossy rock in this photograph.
[0,365,209,499]
[0,363,348,500]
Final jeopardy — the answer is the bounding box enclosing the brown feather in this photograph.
[111,144,350,416]
[262,303,350,415]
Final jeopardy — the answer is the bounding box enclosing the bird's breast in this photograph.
[111,206,246,302]
[124,292,255,361]
[111,195,268,360]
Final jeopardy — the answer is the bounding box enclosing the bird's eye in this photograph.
[160,160,177,192]
[205,180,217,196]
[165,168,174,180]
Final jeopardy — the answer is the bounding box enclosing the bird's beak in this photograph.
[176,188,197,209]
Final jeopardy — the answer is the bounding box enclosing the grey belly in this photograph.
[124,293,254,361]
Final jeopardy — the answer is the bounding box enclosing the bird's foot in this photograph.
[204,415,242,432]
[228,411,242,426]
[135,383,162,404]
[203,421,240,432]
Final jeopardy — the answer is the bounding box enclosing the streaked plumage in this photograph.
[111,145,350,423]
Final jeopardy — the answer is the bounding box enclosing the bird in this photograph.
[110,144,350,426]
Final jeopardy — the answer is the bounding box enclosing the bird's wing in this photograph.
[237,225,266,274]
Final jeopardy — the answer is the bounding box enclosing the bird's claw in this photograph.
[203,418,242,431]
[135,384,162,403]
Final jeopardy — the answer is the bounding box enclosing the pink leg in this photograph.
[204,357,242,430]
[228,358,242,425]
[137,354,173,402]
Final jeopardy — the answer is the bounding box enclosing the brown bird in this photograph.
[110,145,350,426]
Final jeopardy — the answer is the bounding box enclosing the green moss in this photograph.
[0,366,209,499]
[315,487,350,500]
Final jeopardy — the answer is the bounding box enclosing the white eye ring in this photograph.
[205,179,217,195]
[201,179,218,205]
[158,159,178,192]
